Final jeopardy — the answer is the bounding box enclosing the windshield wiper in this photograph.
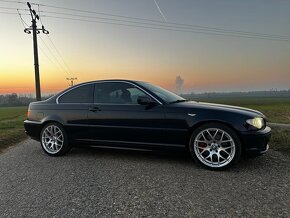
[168,99,189,104]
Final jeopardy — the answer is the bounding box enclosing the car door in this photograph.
[86,81,171,148]
[56,84,94,141]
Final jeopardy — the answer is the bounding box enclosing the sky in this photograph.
[0,0,290,95]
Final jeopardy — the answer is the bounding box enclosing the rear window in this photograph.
[59,84,94,103]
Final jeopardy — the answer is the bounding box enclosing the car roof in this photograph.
[81,79,141,84]
[56,79,146,98]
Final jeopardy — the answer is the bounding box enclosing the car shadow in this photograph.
[71,145,192,164]
[67,144,272,172]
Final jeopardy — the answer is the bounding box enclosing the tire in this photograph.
[40,122,71,156]
[189,122,241,170]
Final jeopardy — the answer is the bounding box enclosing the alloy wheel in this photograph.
[41,125,64,154]
[193,128,236,168]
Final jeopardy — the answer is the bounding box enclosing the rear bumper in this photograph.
[240,126,271,155]
[24,120,42,141]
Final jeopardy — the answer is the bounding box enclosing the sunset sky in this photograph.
[0,0,290,95]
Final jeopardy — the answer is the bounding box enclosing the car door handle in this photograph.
[89,106,101,112]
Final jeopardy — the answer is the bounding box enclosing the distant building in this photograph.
[175,75,184,95]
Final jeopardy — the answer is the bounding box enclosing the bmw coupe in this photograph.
[24,80,271,169]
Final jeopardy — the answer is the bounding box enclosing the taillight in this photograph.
[27,110,31,119]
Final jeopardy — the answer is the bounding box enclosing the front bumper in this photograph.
[240,126,271,155]
[24,120,42,141]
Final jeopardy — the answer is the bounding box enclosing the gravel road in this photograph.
[0,140,289,217]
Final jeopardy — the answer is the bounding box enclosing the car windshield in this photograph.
[137,82,186,104]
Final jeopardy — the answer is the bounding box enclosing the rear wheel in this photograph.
[189,123,241,170]
[40,122,71,156]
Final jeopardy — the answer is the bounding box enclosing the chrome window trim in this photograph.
[56,81,162,105]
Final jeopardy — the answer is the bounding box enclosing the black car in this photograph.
[24,80,271,169]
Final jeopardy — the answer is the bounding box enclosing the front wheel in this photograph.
[189,123,241,170]
[40,122,71,156]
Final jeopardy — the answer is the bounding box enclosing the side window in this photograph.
[59,84,94,103]
[94,82,152,104]
[127,87,148,104]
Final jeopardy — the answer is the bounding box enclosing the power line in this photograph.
[46,35,74,76]
[38,35,70,76]
[15,2,74,91]
[0,10,18,14]
[15,3,76,88]
[30,2,289,40]
[38,35,77,87]
[2,0,290,40]
[39,10,289,40]
[37,41,71,87]
[17,9,64,71]
[2,2,289,40]
[42,15,290,41]
[37,3,44,26]
[0,0,25,3]
[16,9,29,27]
[0,6,17,9]
[37,6,75,77]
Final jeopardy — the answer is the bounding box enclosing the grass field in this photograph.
[0,107,28,152]
[0,98,289,154]
[270,127,290,153]
[190,97,290,124]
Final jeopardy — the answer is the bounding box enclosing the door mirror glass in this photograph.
[137,96,156,105]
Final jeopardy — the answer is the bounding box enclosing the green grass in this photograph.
[190,97,290,124]
[0,106,28,152]
[0,100,289,154]
[270,127,290,153]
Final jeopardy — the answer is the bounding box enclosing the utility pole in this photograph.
[24,2,49,101]
[67,78,78,87]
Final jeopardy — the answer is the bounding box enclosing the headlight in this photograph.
[246,117,264,129]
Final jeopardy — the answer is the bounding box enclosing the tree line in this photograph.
[0,93,53,107]
[182,89,290,99]
[0,93,35,106]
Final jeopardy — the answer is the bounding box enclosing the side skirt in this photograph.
[74,139,186,151]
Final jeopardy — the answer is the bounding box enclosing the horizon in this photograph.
[1,0,290,94]
[1,87,290,98]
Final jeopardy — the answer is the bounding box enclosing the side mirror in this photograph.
[137,96,156,106]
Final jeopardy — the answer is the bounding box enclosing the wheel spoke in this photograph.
[200,149,208,155]
[218,153,225,160]
[45,129,51,137]
[222,144,234,149]
[221,139,232,143]
[201,132,209,142]
[220,148,230,156]
[209,153,213,164]
[49,126,54,135]
[205,152,212,161]
[53,126,57,135]
[196,145,207,149]
[206,130,213,140]
[213,129,218,139]
[55,129,60,134]
[220,132,224,142]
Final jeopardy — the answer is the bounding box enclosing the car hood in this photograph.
[173,101,265,117]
